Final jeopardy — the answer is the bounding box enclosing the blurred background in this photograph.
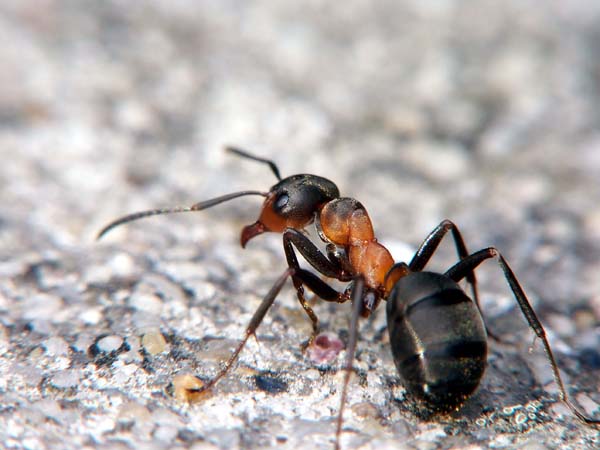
[1,1,600,449]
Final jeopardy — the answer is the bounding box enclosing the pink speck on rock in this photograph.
[307,333,344,364]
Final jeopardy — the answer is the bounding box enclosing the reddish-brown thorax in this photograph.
[319,198,395,296]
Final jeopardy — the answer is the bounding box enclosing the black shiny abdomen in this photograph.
[386,272,487,411]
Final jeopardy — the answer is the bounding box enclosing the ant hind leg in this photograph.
[446,247,600,425]
[410,220,503,341]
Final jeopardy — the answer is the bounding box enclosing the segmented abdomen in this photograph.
[386,272,487,411]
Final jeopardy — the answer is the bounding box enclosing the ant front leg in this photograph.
[283,229,350,344]
[186,268,294,397]
[283,228,352,280]
[326,244,355,277]
[446,248,600,425]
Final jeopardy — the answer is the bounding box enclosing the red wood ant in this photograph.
[98,147,600,449]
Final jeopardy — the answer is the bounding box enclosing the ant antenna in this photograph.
[97,190,267,240]
[225,146,282,181]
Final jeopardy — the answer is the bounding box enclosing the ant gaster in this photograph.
[98,147,600,449]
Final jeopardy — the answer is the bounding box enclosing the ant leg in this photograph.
[446,248,600,425]
[335,276,365,450]
[409,220,502,341]
[187,268,293,396]
[410,219,479,302]
[225,146,282,181]
[284,229,351,280]
[326,244,355,277]
[282,230,349,344]
[294,267,348,303]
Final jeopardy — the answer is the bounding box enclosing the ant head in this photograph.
[241,174,340,247]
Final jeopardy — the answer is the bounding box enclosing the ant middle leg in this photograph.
[446,248,600,425]
[283,229,351,344]
[335,275,365,450]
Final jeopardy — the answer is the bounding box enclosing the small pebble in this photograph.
[79,307,102,325]
[129,291,163,313]
[141,330,167,355]
[43,336,70,357]
[304,368,321,381]
[108,252,136,277]
[50,369,81,389]
[96,335,124,353]
[172,374,207,403]
[154,424,178,443]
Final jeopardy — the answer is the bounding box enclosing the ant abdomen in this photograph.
[387,272,488,411]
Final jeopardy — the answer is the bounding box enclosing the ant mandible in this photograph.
[98,147,600,449]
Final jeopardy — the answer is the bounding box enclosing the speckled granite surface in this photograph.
[1,1,600,449]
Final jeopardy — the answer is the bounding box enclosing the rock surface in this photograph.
[1,1,599,449]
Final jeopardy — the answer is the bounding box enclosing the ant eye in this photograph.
[274,193,289,211]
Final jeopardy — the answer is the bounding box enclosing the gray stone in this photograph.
[95,335,124,353]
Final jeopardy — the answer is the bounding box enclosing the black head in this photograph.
[241,174,340,247]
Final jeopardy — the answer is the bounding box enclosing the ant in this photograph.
[98,147,600,449]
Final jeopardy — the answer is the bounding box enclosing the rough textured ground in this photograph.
[1,1,600,449]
